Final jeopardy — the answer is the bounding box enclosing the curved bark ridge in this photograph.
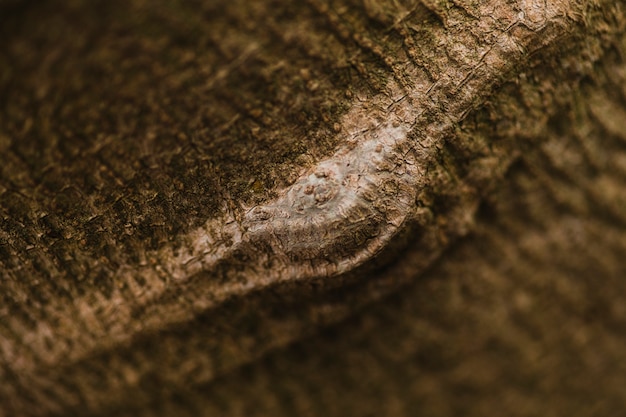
[167,0,574,294]
[189,116,415,275]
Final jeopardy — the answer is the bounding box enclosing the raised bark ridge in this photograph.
[0,0,624,415]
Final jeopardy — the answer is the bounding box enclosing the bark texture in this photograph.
[1,0,625,416]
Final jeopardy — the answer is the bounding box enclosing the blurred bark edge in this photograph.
[1,1,625,416]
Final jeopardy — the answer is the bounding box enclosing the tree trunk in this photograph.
[1,0,625,415]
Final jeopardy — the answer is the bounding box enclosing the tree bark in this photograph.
[1,0,625,415]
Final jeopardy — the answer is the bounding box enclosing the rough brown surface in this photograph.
[1,0,625,416]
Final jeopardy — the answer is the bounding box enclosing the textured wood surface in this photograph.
[1,0,625,415]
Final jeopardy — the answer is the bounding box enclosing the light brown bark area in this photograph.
[0,0,625,415]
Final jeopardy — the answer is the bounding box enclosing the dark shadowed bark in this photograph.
[1,1,625,415]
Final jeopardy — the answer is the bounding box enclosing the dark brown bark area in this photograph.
[1,0,625,415]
